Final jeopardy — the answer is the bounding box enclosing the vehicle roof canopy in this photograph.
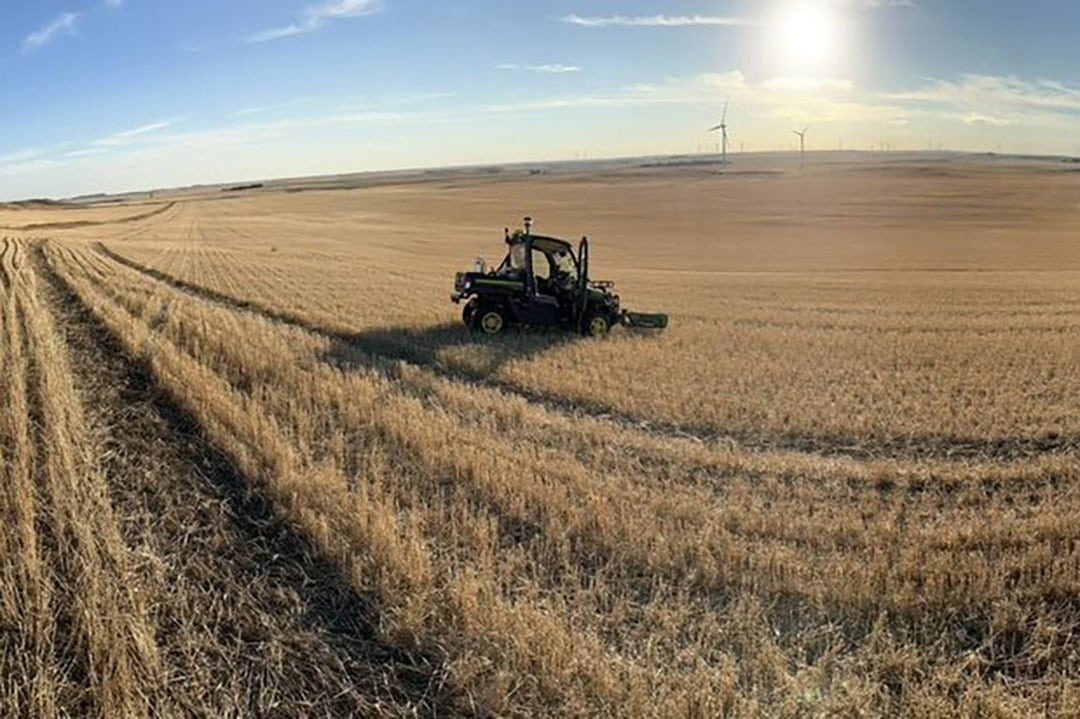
[524,235,574,255]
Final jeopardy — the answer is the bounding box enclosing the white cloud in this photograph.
[93,118,184,147]
[233,101,302,118]
[105,0,124,8]
[497,63,581,74]
[317,0,381,19]
[247,0,381,43]
[30,107,472,194]
[694,71,749,90]
[23,13,80,53]
[886,74,1080,128]
[248,24,306,43]
[483,71,910,130]
[763,77,854,92]
[889,75,1080,112]
[0,158,61,178]
[564,4,900,31]
[64,147,111,158]
[964,112,1014,127]
[562,14,752,28]
[0,148,44,165]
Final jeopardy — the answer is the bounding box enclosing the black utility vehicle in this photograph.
[451,217,668,336]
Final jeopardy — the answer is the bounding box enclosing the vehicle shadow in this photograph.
[322,321,582,381]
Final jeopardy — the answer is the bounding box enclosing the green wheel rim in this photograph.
[481,311,504,334]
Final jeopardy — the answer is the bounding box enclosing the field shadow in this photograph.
[36,244,462,715]
[323,321,582,380]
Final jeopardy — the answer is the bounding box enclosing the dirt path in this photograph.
[31,245,456,717]
[95,242,1080,463]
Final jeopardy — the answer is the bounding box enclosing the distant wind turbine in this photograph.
[708,102,730,166]
[793,127,808,170]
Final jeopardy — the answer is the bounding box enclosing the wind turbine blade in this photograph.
[708,124,723,132]
[721,101,728,124]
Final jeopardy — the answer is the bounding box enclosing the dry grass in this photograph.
[2,237,446,717]
[1,237,160,717]
[4,157,1080,716]
[89,163,1080,448]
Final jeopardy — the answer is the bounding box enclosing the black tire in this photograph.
[471,305,508,336]
[462,299,479,327]
[583,313,611,337]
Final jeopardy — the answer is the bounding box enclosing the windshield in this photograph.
[509,243,527,271]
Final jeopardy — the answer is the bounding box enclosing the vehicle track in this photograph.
[31,244,456,717]
[0,202,177,232]
[94,242,1080,463]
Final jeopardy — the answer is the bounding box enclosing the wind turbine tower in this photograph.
[793,127,808,170]
[708,102,730,166]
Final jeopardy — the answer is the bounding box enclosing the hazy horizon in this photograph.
[5,147,1070,204]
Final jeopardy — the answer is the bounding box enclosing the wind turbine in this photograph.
[793,127,808,170]
[708,102,730,166]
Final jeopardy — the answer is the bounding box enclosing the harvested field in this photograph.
[4,156,1080,716]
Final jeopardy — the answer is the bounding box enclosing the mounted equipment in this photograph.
[451,217,669,336]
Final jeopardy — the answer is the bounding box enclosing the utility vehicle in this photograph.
[451,217,669,336]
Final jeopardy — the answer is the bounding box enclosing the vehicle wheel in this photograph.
[584,314,611,337]
[462,300,479,327]
[472,306,508,336]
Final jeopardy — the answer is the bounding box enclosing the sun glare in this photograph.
[775,2,841,71]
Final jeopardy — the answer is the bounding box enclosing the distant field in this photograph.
[4,156,1080,716]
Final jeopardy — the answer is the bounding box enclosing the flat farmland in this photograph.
[4,155,1080,716]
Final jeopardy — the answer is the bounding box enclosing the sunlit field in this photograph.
[4,155,1080,716]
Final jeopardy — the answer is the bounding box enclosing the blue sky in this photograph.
[2,0,1080,199]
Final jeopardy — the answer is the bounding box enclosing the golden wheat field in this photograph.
[4,155,1080,717]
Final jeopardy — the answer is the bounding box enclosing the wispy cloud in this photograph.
[483,71,910,129]
[247,0,382,43]
[23,13,80,53]
[764,77,854,92]
[562,14,752,28]
[0,148,45,166]
[248,25,306,43]
[231,92,450,120]
[64,147,111,159]
[964,112,1014,127]
[497,63,581,74]
[92,118,184,147]
[0,159,62,179]
[887,75,1080,116]
[232,99,308,117]
[104,0,124,8]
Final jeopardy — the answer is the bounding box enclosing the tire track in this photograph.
[93,242,1080,463]
[0,265,61,718]
[32,244,457,717]
[0,202,176,232]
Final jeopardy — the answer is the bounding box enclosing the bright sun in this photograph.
[775,2,841,70]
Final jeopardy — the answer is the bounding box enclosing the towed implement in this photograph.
[451,217,669,336]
